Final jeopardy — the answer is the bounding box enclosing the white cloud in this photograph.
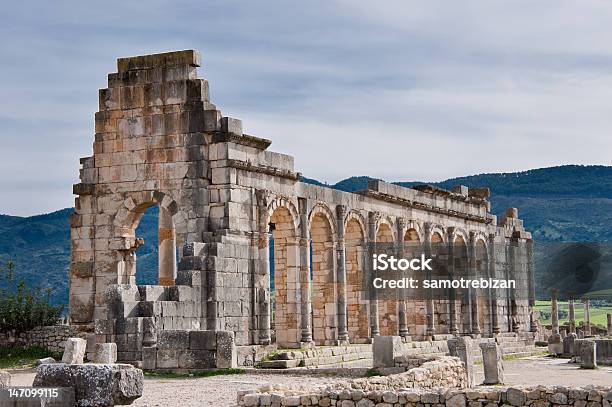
[2,0,612,215]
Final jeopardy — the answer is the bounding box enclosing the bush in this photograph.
[0,261,63,333]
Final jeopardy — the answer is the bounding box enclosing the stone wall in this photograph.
[238,357,466,406]
[140,329,236,370]
[0,325,79,354]
[237,384,612,407]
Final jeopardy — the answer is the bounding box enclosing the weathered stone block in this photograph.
[0,370,10,388]
[62,337,87,364]
[216,330,237,368]
[479,342,504,385]
[33,363,143,406]
[373,336,402,368]
[580,340,597,369]
[94,343,118,364]
[157,330,190,350]
[190,330,216,350]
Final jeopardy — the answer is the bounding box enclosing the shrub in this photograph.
[0,261,63,333]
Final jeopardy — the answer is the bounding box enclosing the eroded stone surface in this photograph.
[33,363,143,406]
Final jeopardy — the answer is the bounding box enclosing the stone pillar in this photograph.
[424,222,435,339]
[448,336,475,388]
[368,211,380,338]
[469,232,481,337]
[158,206,177,286]
[479,342,504,385]
[446,228,458,336]
[527,239,538,334]
[563,332,576,358]
[580,340,597,369]
[548,289,562,355]
[298,198,313,344]
[257,230,271,345]
[583,299,591,336]
[608,313,611,336]
[488,234,500,335]
[397,218,410,339]
[568,299,576,334]
[373,335,402,368]
[335,205,349,344]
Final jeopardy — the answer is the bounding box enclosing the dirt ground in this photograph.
[6,357,612,407]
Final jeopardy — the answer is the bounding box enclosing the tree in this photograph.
[0,261,63,333]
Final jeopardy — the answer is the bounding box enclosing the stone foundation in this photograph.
[237,384,612,407]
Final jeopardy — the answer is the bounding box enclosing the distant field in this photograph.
[535,300,612,327]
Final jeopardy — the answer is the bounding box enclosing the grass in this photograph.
[0,346,60,369]
[144,368,245,379]
[534,300,612,326]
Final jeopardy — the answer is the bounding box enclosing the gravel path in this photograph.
[7,357,612,406]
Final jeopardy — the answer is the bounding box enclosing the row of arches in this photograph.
[263,197,497,347]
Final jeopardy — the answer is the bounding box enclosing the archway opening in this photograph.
[131,203,178,286]
[310,212,335,345]
[346,218,368,343]
[377,222,397,336]
[403,228,423,338]
[269,206,299,347]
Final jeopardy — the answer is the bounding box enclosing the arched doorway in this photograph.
[345,217,368,343]
[310,212,335,345]
[377,222,397,336]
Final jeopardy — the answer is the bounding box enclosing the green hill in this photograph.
[2,165,612,306]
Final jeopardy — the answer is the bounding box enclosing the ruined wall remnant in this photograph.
[70,50,536,367]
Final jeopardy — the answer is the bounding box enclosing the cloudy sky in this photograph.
[3,1,612,216]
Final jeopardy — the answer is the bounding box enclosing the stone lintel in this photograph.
[117,50,201,72]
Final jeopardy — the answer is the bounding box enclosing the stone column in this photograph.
[158,206,177,286]
[568,299,576,334]
[424,222,435,338]
[488,234,500,335]
[257,230,271,345]
[298,198,313,344]
[479,342,504,385]
[583,299,591,336]
[548,288,562,355]
[527,239,538,334]
[469,232,481,337]
[608,313,611,336]
[335,205,349,344]
[446,228,458,336]
[397,218,410,339]
[368,211,380,338]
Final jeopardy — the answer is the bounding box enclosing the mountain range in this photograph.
[2,164,611,306]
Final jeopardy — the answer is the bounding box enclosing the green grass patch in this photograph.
[144,368,245,379]
[0,346,60,369]
[364,368,381,377]
[534,300,612,327]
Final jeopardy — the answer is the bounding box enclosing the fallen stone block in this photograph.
[580,340,597,369]
[33,363,143,406]
[94,343,118,364]
[373,335,402,368]
[36,357,56,366]
[62,337,87,364]
[0,370,11,388]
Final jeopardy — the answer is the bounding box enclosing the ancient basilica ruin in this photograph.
[69,50,537,369]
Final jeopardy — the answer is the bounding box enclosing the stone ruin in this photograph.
[68,50,537,369]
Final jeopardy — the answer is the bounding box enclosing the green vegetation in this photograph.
[0,346,60,369]
[364,368,381,377]
[144,368,245,379]
[0,261,63,333]
[534,300,612,326]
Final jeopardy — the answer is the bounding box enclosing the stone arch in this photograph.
[376,218,395,243]
[344,210,367,237]
[345,214,369,343]
[402,223,424,338]
[112,190,182,286]
[310,210,336,345]
[268,204,300,347]
[454,233,471,334]
[429,224,445,243]
[308,202,337,239]
[264,195,300,233]
[474,236,489,335]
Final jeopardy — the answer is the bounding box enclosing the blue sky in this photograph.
[3,0,612,215]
